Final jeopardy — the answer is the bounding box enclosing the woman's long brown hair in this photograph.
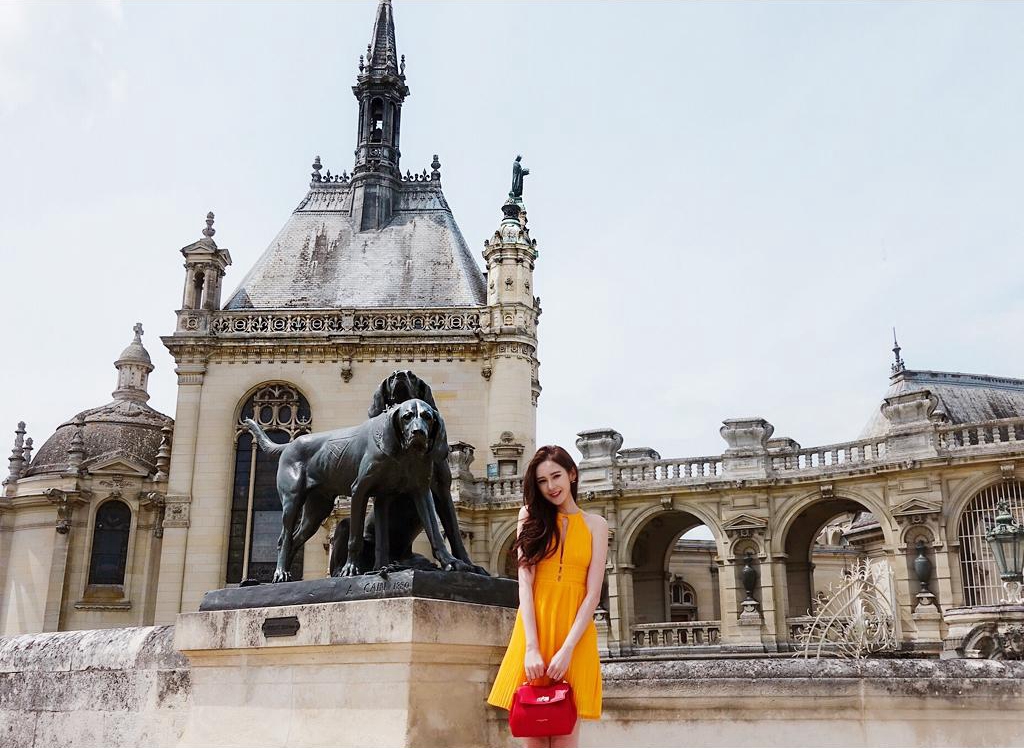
[511,445,579,568]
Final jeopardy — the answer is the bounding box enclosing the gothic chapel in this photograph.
[0,0,541,632]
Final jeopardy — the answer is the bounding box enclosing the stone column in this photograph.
[758,556,782,650]
[41,488,82,632]
[605,563,634,657]
[154,363,205,624]
[201,267,218,310]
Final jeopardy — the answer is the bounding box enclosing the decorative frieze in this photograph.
[204,309,483,337]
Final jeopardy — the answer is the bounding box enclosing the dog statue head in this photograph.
[381,398,440,457]
[369,370,437,419]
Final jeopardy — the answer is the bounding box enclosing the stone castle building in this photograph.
[3,1,1024,665]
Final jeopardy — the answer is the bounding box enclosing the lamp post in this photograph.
[985,500,1024,605]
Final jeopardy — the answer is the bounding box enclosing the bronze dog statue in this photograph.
[349,370,486,576]
[245,398,467,581]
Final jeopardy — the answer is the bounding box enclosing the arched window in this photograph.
[370,98,384,142]
[227,384,312,584]
[89,500,132,585]
[957,481,1024,606]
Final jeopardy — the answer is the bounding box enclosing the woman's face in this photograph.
[534,459,577,509]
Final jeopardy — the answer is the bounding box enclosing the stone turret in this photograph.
[113,323,155,403]
[176,212,232,332]
[482,186,542,469]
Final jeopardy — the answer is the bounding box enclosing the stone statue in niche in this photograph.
[244,370,488,582]
[510,154,529,200]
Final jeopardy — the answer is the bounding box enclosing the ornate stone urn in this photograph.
[720,418,774,452]
[575,428,624,461]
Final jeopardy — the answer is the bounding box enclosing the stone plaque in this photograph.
[261,615,300,638]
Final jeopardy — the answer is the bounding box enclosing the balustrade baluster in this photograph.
[1011,424,1018,442]
[993,426,1001,444]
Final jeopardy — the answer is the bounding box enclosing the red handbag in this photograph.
[509,681,578,738]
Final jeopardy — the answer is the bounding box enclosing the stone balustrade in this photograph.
[631,620,722,649]
[770,438,888,472]
[938,416,1024,450]
[481,476,523,502]
[617,457,724,485]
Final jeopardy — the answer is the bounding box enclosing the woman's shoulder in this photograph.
[579,511,608,533]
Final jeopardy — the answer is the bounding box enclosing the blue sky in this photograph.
[1,1,1023,462]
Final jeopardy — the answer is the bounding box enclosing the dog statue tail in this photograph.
[242,418,287,456]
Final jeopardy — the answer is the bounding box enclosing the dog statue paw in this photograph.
[445,558,491,576]
[338,561,362,577]
[271,569,292,583]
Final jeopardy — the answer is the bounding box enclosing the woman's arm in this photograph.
[517,505,546,681]
[545,513,609,681]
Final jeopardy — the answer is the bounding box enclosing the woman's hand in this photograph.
[545,644,574,681]
[524,645,546,682]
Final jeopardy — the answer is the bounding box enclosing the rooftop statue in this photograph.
[510,154,529,200]
[244,370,487,582]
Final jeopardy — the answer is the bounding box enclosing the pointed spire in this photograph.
[366,0,400,77]
[5,421,27,483]
[154,424,172,481]
[891,327,906,376]
[66,421,85,475]
[67,415,86,473]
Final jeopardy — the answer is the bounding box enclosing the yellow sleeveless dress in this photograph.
[487,510,602,720]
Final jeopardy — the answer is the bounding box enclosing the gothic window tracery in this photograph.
[227,384,312,584]
[957,481,1024,606]
[88,500,132,586]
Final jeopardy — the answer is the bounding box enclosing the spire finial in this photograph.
[312,155,323,183]
[430,154,441,181]
[400,54,406,76]
[133,322,144,342]
[67,415,86,473]
[6,421,27,483]
[202,211,216,239]
[891,327,906,376]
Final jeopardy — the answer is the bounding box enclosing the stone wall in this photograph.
[584,658,1024,748]
[0,626,190,748]
[4,622,1024,748]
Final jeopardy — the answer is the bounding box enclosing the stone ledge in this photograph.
[176,597,517,654]
[0,625,185,673]
[604,657,1024,682]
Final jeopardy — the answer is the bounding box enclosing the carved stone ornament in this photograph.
[141,491,167,538]
[993,625,1024,660]
[881,389,939,430]
[575,428,624,461]
[722,514,768,546]
[163,501,190,529]
[720,418,774,453]
[448,442,476,477]
[43,488,78,534]
[892,498,942,532]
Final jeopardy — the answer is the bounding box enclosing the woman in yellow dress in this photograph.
[487,445,609,747]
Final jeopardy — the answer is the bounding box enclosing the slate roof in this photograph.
[25,400,171,477]
[859,370,1024,439]
[223,181,486,310]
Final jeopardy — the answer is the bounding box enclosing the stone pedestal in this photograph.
[733,602,765,648]
[174,597,517,748]
[910,601,943,652]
